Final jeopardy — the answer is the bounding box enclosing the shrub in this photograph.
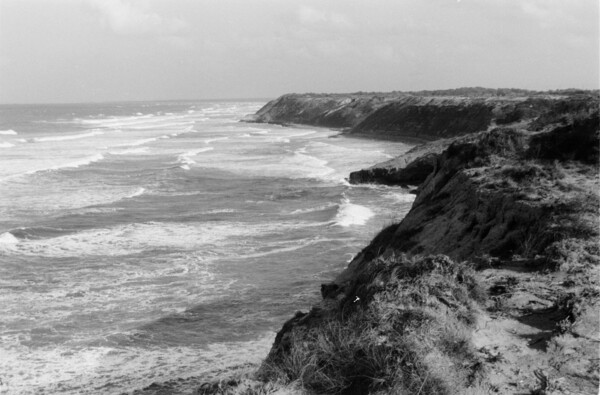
[260,255,486,394]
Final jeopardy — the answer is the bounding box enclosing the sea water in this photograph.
[0,101,414,394]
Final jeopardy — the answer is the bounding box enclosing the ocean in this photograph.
[0,101,414,394]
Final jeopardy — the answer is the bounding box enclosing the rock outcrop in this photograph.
[255,106,600,394]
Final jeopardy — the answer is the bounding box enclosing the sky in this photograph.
[0,0,598,104]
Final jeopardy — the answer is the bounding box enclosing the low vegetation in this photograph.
[258,255,487,394]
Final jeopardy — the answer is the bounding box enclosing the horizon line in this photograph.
[1,86,598,106]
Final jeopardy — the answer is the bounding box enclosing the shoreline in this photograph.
[206,91,600,394]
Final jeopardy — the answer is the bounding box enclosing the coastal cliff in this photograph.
[257,112,599,395]
[199,91,599,395]
[246,88,596,142]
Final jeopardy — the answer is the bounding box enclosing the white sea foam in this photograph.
[0,142,15,148]
[289,203,337,215]
[202,208,237,214]
[204,137,229,144]
[57,153,105,170]
[125,137,158,147]
[284,130,317,138]
[0,232,19,244]
[231,236,339,260]
[33,130,104,142]
[0,222,214,257]
[79,114,191,130]
[0,333,273,395]
[385,191,417,203]
[177,147,214,169]
[109,147,149,155]
[334,198,374,226]
[24,154,105,174]
[125,187,146,199]
[126,121,194,131]
[0,221,311,258]
[290,151,336,180]
[0,129,17,135]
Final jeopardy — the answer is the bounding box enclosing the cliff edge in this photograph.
[255,110,599,394]
[196,90,599,395]
[246,88,597,142]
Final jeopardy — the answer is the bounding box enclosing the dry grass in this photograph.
[259,255,487,395]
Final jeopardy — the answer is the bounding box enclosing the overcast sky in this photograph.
[0,0,598,104]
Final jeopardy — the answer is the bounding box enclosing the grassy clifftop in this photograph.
[246,89,598,142]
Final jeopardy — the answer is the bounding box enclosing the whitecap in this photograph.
[0,129,17,135]
[285,131,317,138]
[0,232,19,245]
[0,142,15,148]
[124,137,158,147]
[109,147,149,155]
[126,121,193,131]
[204,137,229,144]
[26,154,105,174]
[58,153,104,170]
[33,130,104,142]
[177,147,214,168]
[384,192,417,203]
[0,333,273,395]
[291,151,336,180]
[125,187,146,199]
[289,203,337,215]
[334,198,374,227]
[0,221,285,257]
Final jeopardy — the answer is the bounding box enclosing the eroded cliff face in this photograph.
[348,93,599,186]
[349,97,495,140]
[247,90,598,143]
[246,93,390,128]
[258,112,600,395]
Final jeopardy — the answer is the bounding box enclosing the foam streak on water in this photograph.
[0,100,415,394]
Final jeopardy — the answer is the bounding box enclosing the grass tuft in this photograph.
[259,255,486,394]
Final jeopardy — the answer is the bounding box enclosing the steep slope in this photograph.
[246,89,598,143]
[348,93,599,186]
[245,93,392,128]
